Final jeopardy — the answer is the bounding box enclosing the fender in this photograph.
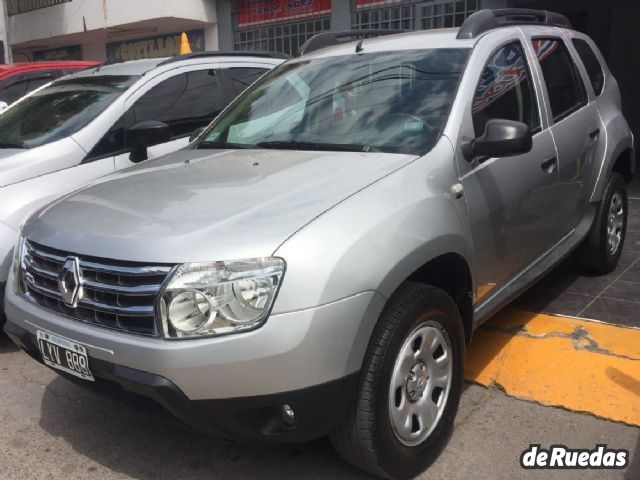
[272,139,476,314]
[588,111,634,204]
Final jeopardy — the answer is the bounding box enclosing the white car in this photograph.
[0,52,286,318]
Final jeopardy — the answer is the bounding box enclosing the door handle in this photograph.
[541,156,558,173]
[589,128,600,139]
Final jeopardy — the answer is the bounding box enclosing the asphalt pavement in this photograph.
[0,334,638,479]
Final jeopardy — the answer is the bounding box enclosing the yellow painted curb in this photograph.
[465,309,640,426]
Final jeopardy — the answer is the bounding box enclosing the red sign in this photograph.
[236,0,332,28]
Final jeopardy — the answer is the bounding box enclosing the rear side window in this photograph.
[572,38,605,96]
[532,38,587,122]
[473,41,540,137]
[131,69,226,139]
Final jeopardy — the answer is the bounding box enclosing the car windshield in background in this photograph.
[0,75,138,149]
[198,49,469,155]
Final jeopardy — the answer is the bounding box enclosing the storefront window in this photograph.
[352,0,478,31]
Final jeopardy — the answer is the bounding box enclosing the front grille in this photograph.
[21,240,174,337]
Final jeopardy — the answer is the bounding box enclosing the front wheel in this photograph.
[575,173,628,274]
[330,283,465,479]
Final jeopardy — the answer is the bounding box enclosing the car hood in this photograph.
[0,147,34,185]
[24,148,418,263]
[0,137,86,187]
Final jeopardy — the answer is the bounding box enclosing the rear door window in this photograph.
[472,41,540,137]
[532,38,588,122]
[131,69,226,139]
[572,38,605,96]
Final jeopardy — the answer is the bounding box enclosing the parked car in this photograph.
[0,61,98,110]
[0,52,285,322]
[4,9,635,479]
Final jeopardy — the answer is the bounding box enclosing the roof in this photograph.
[67,52,287,80]
[304,29,476,59]
[0,61,98,80]
[157,51,289,66]
[68,57,170,79]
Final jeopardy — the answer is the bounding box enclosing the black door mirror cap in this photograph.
[462,119,533,162]
[129,121,171,148]
[128,121,171,163]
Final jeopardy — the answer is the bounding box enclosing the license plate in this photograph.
[36,330,94,381]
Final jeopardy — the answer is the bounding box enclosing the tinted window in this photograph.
[533,38,587,121]
[572,38,605,96]
[473,41,540,137]
[86,116,127,160]
[0,80,27,104]
[225,67,269,96]
[0,75,137,149]
[25,77,53,94]
[199,49,470,155]
[131,69,225,139]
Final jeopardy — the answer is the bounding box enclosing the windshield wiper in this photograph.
[0,141,25,149]
[256,141,378,152]
[197,141,256,150]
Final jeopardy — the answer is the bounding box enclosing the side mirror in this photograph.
[129,121,171,163]
[189,127,206,143]
[461,119,532,161]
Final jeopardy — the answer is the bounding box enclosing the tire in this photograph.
[330,282,465,480]
[575,173,628,275]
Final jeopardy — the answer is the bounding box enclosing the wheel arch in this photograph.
[405,253,474,345]
[611,148,636,185]
[589,113,635,203]
[377,246,475,345]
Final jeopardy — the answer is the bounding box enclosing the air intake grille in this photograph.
[21,241,173,337]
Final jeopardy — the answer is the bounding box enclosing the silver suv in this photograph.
[0,52,284,321]
[4,9,635,479]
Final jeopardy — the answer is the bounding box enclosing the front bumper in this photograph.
[4,285,386,442]
[4,287,384,399]
[5,321,358,443]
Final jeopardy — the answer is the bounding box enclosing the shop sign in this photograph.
[33,44,82,61]
[106,29,205,62]
[236,0,331,28]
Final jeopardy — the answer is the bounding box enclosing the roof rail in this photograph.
[157,50,290,67]
[456,8,572,39]
[297,29,405,57]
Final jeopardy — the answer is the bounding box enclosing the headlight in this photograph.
[158,257,285,339]
[11,236,25,294]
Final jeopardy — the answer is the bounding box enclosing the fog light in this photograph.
[281,404,296,426]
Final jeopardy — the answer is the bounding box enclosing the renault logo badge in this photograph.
[59,257,82,307]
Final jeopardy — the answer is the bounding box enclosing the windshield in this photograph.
[0,75,138,149]
[198,49,469,155]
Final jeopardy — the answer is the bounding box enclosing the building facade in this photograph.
[217,0,489,56]
[6,0,219,62]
